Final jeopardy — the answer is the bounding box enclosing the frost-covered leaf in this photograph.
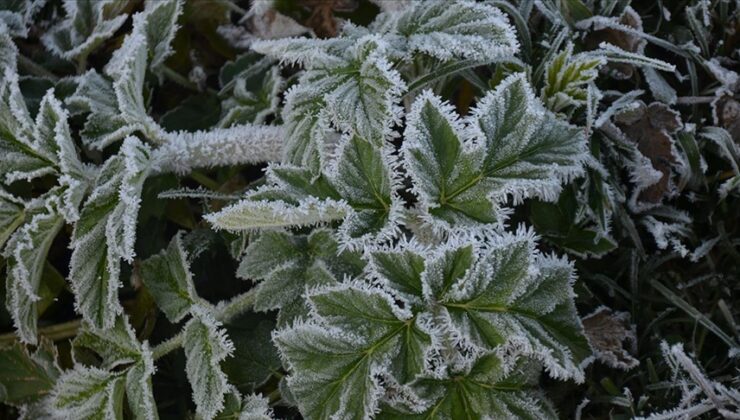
[42,0,128,61]
[207,196,349,231]
[215,389,274,420]
[403,73,587,230]
[139,231,198,322]
[431,231,591,382]
[135,0,182,76]
[207,135,400,246]
[183,307,235,420]
[69,137,151,329]
[0,70,56,183]
[275,284,432,419]
[388,0,519,62]
[379,354,557,420]
[256,36,405,155]
[614,101,682,210]
[66,70,137,150]
[219,66,282,128]
[542,43,604,112]
[52,365,125,420]
[0,340,60,407]
[239,229,364,312]
[0,187,24,249]
[0,0,46,37]
[73,316,143,370]
[124,345,158,420]
[4,197,64,344]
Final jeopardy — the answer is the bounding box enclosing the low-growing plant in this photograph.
[0,0,738,419]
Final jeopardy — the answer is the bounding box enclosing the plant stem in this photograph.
[151,288,258,360]
[0,319,81,346]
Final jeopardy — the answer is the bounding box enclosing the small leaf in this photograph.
[124,345,159,420]
[0,188,24,250]
[379,354,557,420]
[139,231,198,323]
[238,229,364,312]
[392,0,519,62]
[42,0,128,61]
[183,307,235,420]
[52,365,125,420]
[0,341,60,406]
[73,316,143,370]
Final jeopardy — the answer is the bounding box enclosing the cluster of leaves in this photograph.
[0,0,738,420]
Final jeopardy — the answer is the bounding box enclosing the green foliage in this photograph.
[0,1,738,419]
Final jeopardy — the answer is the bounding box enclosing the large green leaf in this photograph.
[69,137,151,329]
[274,284,431,419]
[434,233,591,382]
[403,73,587,229]
[379,354,557,420]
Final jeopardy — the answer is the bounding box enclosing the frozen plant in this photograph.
[0,0,738,420]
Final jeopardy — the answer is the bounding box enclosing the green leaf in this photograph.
[275,284,431,419]
[4,199,64,344]
[207,135,399,246]
[238,229,364,312]
[139,232,198,322]
[137,0,182,75]
[73,316,143,370]
[218,66,282,128]
[183,307,235,420]
[0,340,60,406]
[0,71,56,183]
[403,73,587,229]
[0,188,24,250]
[530,197,617,258]
[436,232,591,382]
[222,313,282,392]
[69,137,152,329]
[379,354,557,420]
[542,43,603,112]
[52,365,125,420]
[333,135,397,241]
[41,0,128,61]
[124,348,159,420]
[392,0,519,62]
[215,389,274,420]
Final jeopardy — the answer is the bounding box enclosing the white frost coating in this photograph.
[152,125,284,174]
[636,342,740,419]
[403,74,588,232]
[207,196,350,231]
[391,0,519,62]
[41,0,128,61]
[184,305,235,420]
[590,42,676,73]
[51,365,124,419]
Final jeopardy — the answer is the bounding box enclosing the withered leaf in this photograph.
[582,306,639,370]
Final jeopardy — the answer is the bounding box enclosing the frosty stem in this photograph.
[151,288,258,360]
[151,125,285,174]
